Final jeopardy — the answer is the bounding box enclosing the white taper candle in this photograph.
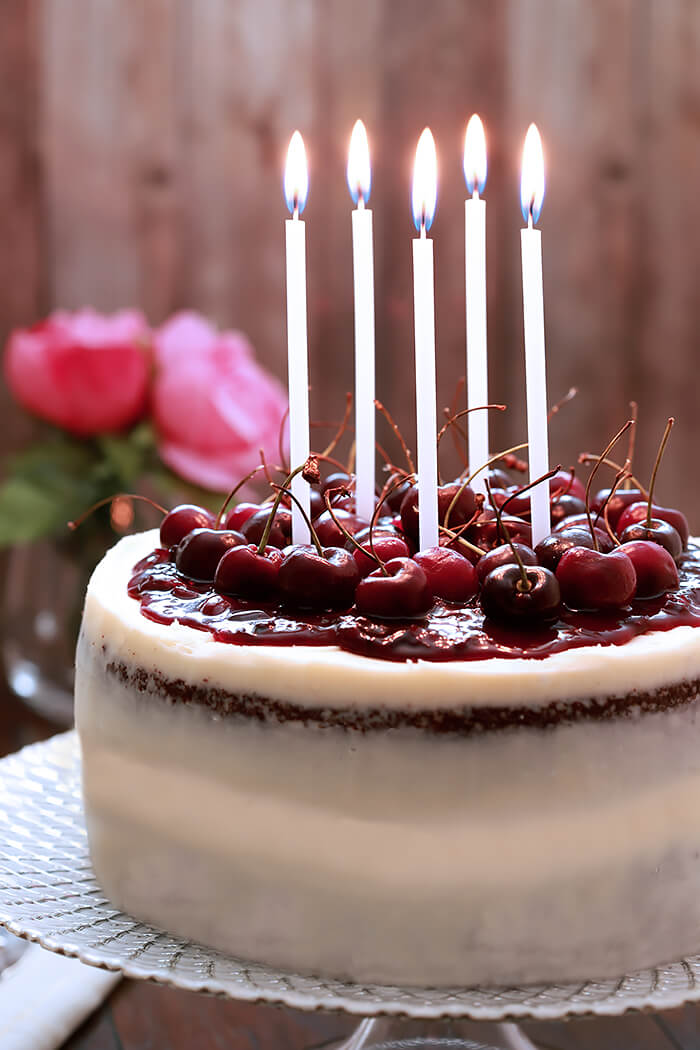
[464,115,489,494]
[348,121,376,522]
[411,129,439,551]
[520,123,550,547]
[284,131,311,544]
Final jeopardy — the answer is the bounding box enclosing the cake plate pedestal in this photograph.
[2,735,700,1050]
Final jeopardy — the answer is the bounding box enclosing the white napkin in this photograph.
[0,942,120,1050]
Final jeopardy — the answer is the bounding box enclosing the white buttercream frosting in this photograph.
[82,530,700,709]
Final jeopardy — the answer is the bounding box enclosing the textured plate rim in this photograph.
[2,732,700,1021]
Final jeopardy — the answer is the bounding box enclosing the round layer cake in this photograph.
[75,527,700,987]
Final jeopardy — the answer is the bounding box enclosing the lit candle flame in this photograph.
[412,128,438,233]
[347,119,371,206]
[284,130,309,216]
[520,123,545,225]
[463,114,487,195]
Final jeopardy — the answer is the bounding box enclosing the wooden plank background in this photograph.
[0,0,699,521]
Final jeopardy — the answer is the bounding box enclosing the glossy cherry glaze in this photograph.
[127,542,700,663]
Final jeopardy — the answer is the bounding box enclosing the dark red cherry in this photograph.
[469,514,532,551]
[400,481,477,542]
[591,487,646,530]
[413,546,478,602]
[314,508,367,546]
[619,540,679,598]
[480,564,561,623]
[535,526,613,572]
[309,488,325,520]
[556,547,637,610]
[476,543,538,584]
[549,469,586,502]
[549,494,587,528]
[616,502,689,550]
[321,472,353,496]
[486,468,512,490]
[382,474,413,513]
[355,557,433,619]
[277,545,360,610]
[214,544,283,599]
[160,504,215,549]
[353,523,404,545]
[618,518,683,564]
[175,528,245,582]
[351,534,410,577]
[240,507,292,549]
[224,501,260,532]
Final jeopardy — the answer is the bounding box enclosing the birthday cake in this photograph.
[74,447,700,988]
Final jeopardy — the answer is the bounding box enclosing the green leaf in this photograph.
[0,477,75,545]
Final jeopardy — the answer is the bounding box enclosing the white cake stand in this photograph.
[1,734,700,1050]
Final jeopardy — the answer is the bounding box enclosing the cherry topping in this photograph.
[224,502,260,532]
[548,469,586,503]
[413,546,478,602]
[351,534,410,577]
[314,508,367,546]
[556,547,637,610]
[400,481,477,542]
[469,513,532,551]
[616,502,689,550]
[355,557,433,619]
[309,488,325,520]
[214,544,283,599]
[535,526,614,572]
[277,545,360,610]
[321,471,353,495]
[381,474,412,513]
[549,494,586,528]
[590,487,646,529]
[476,543,538,585]
[619,540,680,599]
[480,564,561,624]
[618,517,683,564]
[175,528,245,582]
[241,507,292,549]
[160,504,215,549]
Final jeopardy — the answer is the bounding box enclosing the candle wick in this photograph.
[472,187,479,201]
[293,198,299,221]
[420,221,427,240]
[527,205,534,230]
[357,190,365,211]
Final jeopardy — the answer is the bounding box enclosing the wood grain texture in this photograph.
[5,0,694,518]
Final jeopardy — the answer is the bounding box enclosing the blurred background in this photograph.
[1,0,698,511]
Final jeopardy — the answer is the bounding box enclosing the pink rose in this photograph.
[4,308,151,436]
[153,312,288,492]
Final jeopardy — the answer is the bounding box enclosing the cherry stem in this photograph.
[346,437,356,473]
[646,417,674,528]
[485,480,531,592]
[444,442,529,530]
[374,399,415,474]
[323,492,387,575]
[601,467,630,546]
[272,483,323,556]
[257,463,305,556]
[436,403,506,485]
[215,463,270,528]
[547,386,578,422]
[447,375,467,465]
[624,401,638,489]
[577,453,647,496]
[277,405,290,473]
[68,492,167,532]
[499,464,562,520]
[584,420,634,552]
[438,523,484,558]
[321,392,353,458]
